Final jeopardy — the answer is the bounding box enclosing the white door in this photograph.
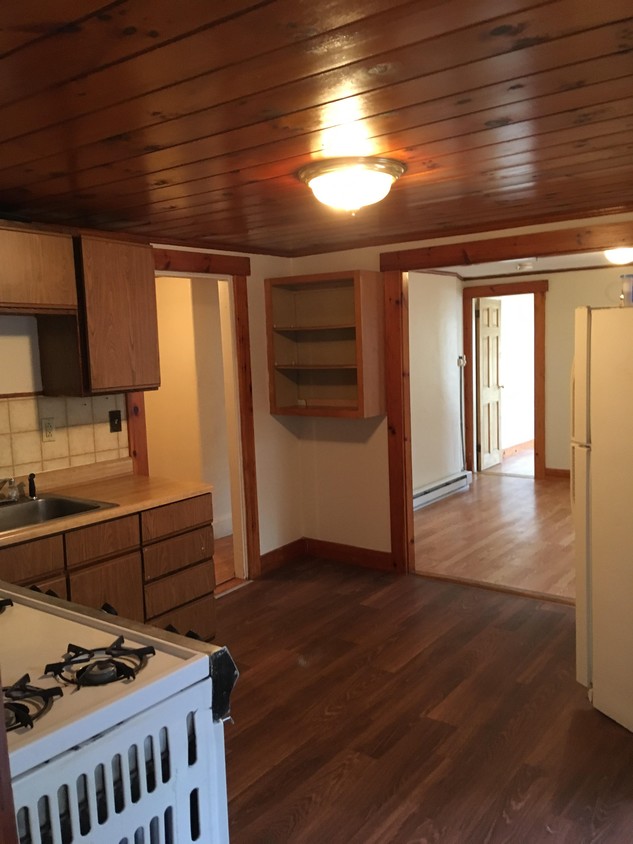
[589,307,633,731]
[476,298,502,470]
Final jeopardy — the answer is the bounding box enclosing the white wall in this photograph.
[408,272,463,491]
[498,294,534,449]
[0,316,42,394]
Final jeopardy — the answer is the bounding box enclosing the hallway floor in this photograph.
[484,447,535,477]
[414,473,574,603]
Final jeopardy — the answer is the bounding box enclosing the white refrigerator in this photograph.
[572,305,633,732]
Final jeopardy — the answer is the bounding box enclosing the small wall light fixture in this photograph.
[604,247,633,265]
[297,156,406,212]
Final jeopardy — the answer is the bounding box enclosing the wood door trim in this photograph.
[463,282,548,479]
[379,220,633,272]
[127,263,261,578]
[232,275,262,577]
[384,270,413,573]
[153,248,250,277]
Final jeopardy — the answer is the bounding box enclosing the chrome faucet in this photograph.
[0,478,19,503]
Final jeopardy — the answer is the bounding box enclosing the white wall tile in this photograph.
[43,457,71,471]
[69,425,95,456]
[37,396,67,427]
[0,434,12,467]
[67,398,93,426]
[92,395,117,423]
[0,401,9,435]
[42,430,70,461]
[14,459,43,475]
[4,393,128,476]
[9,398,39,433]
[12,431,42,464]
[96,449,119,462]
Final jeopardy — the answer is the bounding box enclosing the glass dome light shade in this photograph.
[298,157,406,211]
[604,247,633,265]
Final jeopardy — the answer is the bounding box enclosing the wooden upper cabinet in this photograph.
[265,270,385,418]
[77,236,160,392]
[0,227,76,311]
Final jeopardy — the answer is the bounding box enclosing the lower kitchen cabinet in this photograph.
[65,514,144,621]
[68,552,145,623]
[0,535,65,589]
[0,490,215,637]
[149,593,216,640]
[141,494,216,639]
[32,575,69,600]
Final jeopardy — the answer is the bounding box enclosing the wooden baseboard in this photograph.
[305,538,395,572]
[260,537,395,575]
[502,439,534,458]
[260,538,307,575]
[545,468,571,479]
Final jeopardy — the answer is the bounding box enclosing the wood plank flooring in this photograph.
[414,474,574,602]
[484,447,535,477]
[214,534,235,585]
[216,561,633,843]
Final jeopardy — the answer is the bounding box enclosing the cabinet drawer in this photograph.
[144,560,214,619]
[66,515,140,569]
[143,526,214,582]
[0,535,64,583]
[32,575,69,601]
[69,551,144,622]
[149,593,216,641]
[141,495,213,543]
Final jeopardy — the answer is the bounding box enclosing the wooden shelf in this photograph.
[265,270,385,418]
[273,323,356,332]
[275,364,357,370]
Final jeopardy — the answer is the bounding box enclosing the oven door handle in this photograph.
[210,647,239,722]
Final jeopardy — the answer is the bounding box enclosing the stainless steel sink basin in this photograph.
[0,494,116,532]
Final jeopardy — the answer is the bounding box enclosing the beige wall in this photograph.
[146,277,204,483]
[409,272,463,492]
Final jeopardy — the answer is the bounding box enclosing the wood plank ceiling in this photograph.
[0,0,632,256]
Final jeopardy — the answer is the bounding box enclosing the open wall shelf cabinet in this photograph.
[265,270,385,418]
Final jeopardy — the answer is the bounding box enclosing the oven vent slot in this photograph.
[12,681,227,843]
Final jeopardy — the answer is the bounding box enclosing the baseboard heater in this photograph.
[413,471,472,510]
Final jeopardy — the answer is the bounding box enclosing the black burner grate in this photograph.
[0,597,14,614]
[3,674,63,731]
[45,636,156,688]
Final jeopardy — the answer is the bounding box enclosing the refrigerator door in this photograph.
[571,306,591,446]
[589,307,633,732]
[572,441,591,687]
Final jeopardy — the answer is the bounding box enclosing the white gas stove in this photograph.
[0,580,237,844]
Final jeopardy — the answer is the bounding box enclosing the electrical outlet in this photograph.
[41,417,56,442]
[109,409,122,433]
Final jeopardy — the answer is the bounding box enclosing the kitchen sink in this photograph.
[0,494,116,533]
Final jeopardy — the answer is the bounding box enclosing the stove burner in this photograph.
[2,674,63,731]
[0,597,13,614]
[45,636,156,688]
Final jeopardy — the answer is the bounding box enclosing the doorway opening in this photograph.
[144,275,247,591]
[476,294,535,479]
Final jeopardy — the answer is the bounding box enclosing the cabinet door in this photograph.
[78,236,160,392]
[69,552,145,622]
[0,228,76,311]
[0,535,64,584]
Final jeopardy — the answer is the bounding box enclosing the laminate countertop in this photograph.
[0,474,213,549]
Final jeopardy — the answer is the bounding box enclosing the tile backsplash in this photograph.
[0,394,129,477]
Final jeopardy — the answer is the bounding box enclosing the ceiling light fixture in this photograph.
[297,156,406,212]
[604,247,633,265]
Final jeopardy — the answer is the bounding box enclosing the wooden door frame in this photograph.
[463,281,548,479]
[128,248,262,578]
[379,218,633,572]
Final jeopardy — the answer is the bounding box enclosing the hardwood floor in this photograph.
[216,561,633,843]
[485,447,535,477]
[414,474,575,602]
